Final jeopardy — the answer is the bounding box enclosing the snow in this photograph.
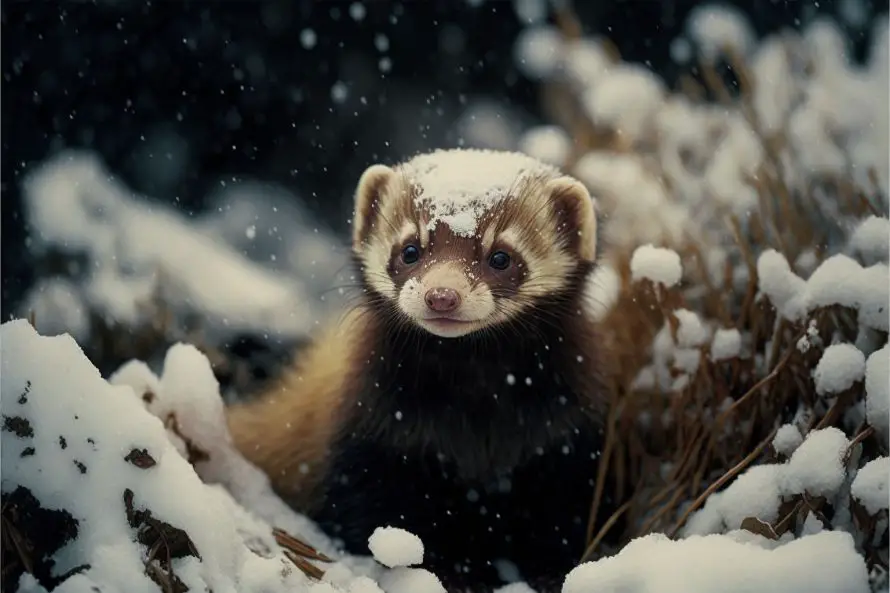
[367,527,424,568]
[1,320,277,593]
[703,114,764,214]
[673,349,700,375]
[865,345,889,444]
[563,38,612,86]
[750,37,800,134]
[784,427,850,498]
[756,250,808,321]
[630,244,683,287]
[402,148,560,238]
[20,278,92,343]
[693,464,786,534]
[849,216,890,265]
[331,81,349,103]
[674,309,710,348]
[21,150,327,343]
[757,251,889,331]
[686,428,853,539]
[813,344,867,397]
[573,151,690,248]
[773,424,804,457]
[855,264,890,332]
[10,5,890,592]
[710,328,742,361]
[685,4,756,61]
[0,319,445,593]
[518,125,572,167]
[581,64,666,142]
[513,25,564,80]
[511,0,546,25]
[378,568,446,593]
[300,29,317,50]
[806,255,867,310]
[850,457,889,515]
[563,531,869,593]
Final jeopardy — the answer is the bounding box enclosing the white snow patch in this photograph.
[813,344,867,397]
[378,568,446,593]
[865,344,890,444]
[630,244,683,287]
[773,424,804,457]
[674,309,710,348]
[850,457,889,515]
[518,125,571,167]
[710,328,742,361]
[19,278,92,343]
[573,151,689,248]
[756,250,808,321]
[513,26,564,80]
[563,38,612,86]
[758,251,889,332]
[750,37,801,134]
[22,150,319,341]
[402,149,560,238]
[784,427,850,498]
[563,531,868,593]
[849,216,890,265]
[581,64,666,142]
[806,254,866,311]
[694,464,785,534]
[367,527,424,568]
[685,4,756,61]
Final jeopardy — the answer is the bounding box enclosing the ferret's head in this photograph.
[351,149,598,338]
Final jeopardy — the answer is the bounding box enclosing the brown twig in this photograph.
[274,527,332,580]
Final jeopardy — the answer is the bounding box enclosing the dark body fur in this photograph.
[304,261,611,592]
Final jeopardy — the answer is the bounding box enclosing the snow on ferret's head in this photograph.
[352,148,599,338]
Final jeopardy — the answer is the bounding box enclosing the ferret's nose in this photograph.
[425,287,461,313]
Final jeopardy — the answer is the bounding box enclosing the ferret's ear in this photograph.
[353,164,396,251]
[547,176,598,263]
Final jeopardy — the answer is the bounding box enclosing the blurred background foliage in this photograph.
[3,0,887,316]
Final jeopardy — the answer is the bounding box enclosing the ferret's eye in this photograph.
[401,244,421,265]
[488,251,511,270]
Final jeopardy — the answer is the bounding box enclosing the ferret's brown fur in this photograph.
[227,307,372,511]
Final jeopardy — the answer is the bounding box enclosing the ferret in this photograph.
[227,148,615,592]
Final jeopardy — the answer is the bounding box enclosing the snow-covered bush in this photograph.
[520,5,889,593]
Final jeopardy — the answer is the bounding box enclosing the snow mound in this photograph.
[0,319,444,593]
[1,319,308,593]
[563,531,868,593]
[20,150,344,346]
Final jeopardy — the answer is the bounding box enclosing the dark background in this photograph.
[2,0,887,316]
